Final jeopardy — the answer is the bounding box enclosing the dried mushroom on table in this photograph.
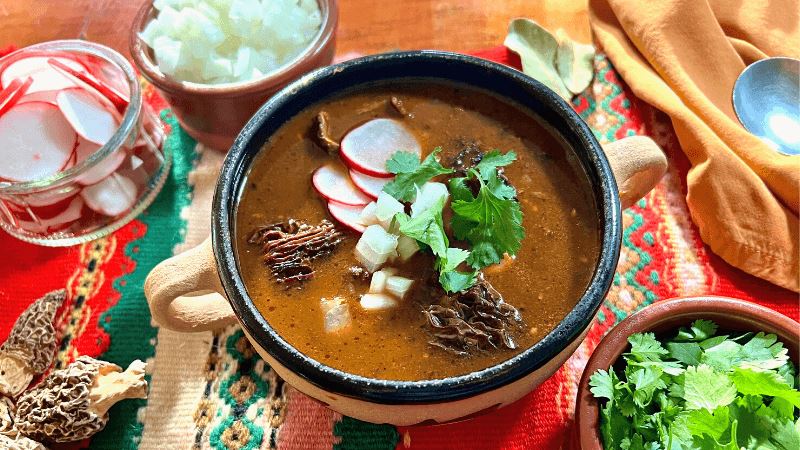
[0,290,65,399]
[14,356,147,444]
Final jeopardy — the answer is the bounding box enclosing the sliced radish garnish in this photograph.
[21,186,80,207]
[1,55,85,94]
[16,196,84,233]
[313,163,372,206]
[0,76,33,117]
[57,88,119,145]
[47,58,129,112]
[18,89,60,105]
[81,173,137,217]
[349,169,390,199]
[328,201,366,233]
[73,136,127,186]
[0,102,76,182]
[340,118,421,178]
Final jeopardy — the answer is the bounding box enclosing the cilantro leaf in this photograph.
[451,169,524,268]
[383,148,454,202]
[667,341,702,366]
[730,367,800,408]
[385,151,421,173]
[438,268,478,293]
[629,366,667,407]
[436,247,478,292]
[396,202,475,293]
[627,332,669,362]
[474,150,517,180]
[684,406,730,441]
[398,198,448,256]
[589,369,616,400]
[683,364,737,411]
[770,417,800,450]
[676,319,718,342]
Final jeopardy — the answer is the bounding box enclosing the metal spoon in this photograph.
[732,57,800,156]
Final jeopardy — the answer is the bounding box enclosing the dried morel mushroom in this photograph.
[14,356,147,444]
[1,397,46,450]
[0,289,65,398]
[248,219,344,284]
[424,275,523,356]
[0,433,45,450]
[314,111,340,154]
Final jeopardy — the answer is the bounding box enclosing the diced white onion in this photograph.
[354,225,398,273]
[358,201,380,226]
[320,296,351,333]
[360,293,397,310]
[143,0,323,84]
[369,270,389,294]
[386,276,414,300]
[411,182,449,217]
[374,191,404,229]
[396,235,419,261]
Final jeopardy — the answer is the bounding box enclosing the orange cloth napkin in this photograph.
[589,0,800,292]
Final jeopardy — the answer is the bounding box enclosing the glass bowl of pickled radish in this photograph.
[0,40,169,247]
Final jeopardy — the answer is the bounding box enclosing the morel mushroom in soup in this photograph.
[236,83,599,381]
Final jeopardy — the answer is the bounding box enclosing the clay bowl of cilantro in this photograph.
[143,51,669,425]
[576,296,800,450]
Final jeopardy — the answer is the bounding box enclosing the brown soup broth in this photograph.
[235,82,599,381]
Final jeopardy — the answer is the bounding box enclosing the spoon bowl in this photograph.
[733,57,800,155]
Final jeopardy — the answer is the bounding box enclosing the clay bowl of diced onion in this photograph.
[130,0,338,151]
[143,51,668,425]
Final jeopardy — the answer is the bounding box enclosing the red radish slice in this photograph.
[0,76,33,117]
[48,58,129,112]
[1,56,84,94]
[16,196,84,233]
[340,118,421,178]
[313,163,372,206]
[78,56,131,101]
[349,169,391,199]
[0,102,76,182]
[73,136,127,185]
[21,186,80,208]
[81,173,137,217]
[57,88,119,145]
[18,89,60,105]
[328,201,366,233]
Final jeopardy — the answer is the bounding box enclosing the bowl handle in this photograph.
[144,237,237,332]
[601,136,667,209]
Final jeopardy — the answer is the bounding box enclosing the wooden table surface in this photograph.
[1,0,590,57]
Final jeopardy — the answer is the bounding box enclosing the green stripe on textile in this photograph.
[333,417,400,450]
[92,111,198,449]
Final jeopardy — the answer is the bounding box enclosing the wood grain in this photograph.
[0,0,590,57]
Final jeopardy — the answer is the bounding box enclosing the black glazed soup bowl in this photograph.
[144,50,667,425]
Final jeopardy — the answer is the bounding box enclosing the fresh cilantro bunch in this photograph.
[381,148,524,293]
[589,319,800,450]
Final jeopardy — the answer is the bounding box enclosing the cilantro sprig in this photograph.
[589,320,800,450]
[382,148,523,293]
[393,198,477,293]
[450,151,523,268]
[383,148,454,202]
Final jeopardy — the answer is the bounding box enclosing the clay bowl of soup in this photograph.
[144,51,667,425]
